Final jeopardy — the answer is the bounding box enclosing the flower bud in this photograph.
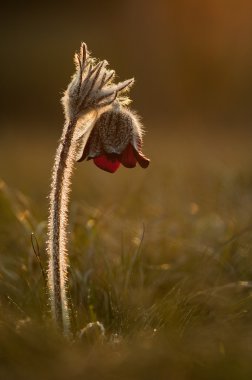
[77,106,150,173]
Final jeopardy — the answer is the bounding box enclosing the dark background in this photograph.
[1,0,252,200]
[2,0,252,131]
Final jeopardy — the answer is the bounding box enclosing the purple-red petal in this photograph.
[93,155,121,173]
[120,144,137,168]
[120,143,150,169]
[134,149,150,168]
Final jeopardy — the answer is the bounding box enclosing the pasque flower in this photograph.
[47,42,150,335]
[77,105,150,173]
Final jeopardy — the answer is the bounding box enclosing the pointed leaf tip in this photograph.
[126,78,135,88]
[116,78,135,93]
[80,42,87,65]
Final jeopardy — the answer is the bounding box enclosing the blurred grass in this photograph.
[1,128,252,379]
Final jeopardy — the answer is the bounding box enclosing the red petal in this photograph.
[94,155,121,173]
[120,144,137,168]
[134,149,150,168]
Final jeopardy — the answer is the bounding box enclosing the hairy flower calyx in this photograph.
[77,105,150,173]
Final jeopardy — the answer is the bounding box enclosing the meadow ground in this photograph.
[1,126,252,379]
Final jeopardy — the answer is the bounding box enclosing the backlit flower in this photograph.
[77,105,150,173]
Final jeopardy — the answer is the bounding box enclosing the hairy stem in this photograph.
[47,116,78,335]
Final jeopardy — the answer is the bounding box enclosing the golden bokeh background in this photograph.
[1,0,252,201]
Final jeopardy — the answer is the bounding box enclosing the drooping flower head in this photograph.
[62,43,149,173]
[77,104,150,173]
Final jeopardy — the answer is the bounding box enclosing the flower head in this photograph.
[77,105,150,173]
[62,42,150,174]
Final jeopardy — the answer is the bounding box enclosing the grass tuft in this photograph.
[1,131,252,378]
